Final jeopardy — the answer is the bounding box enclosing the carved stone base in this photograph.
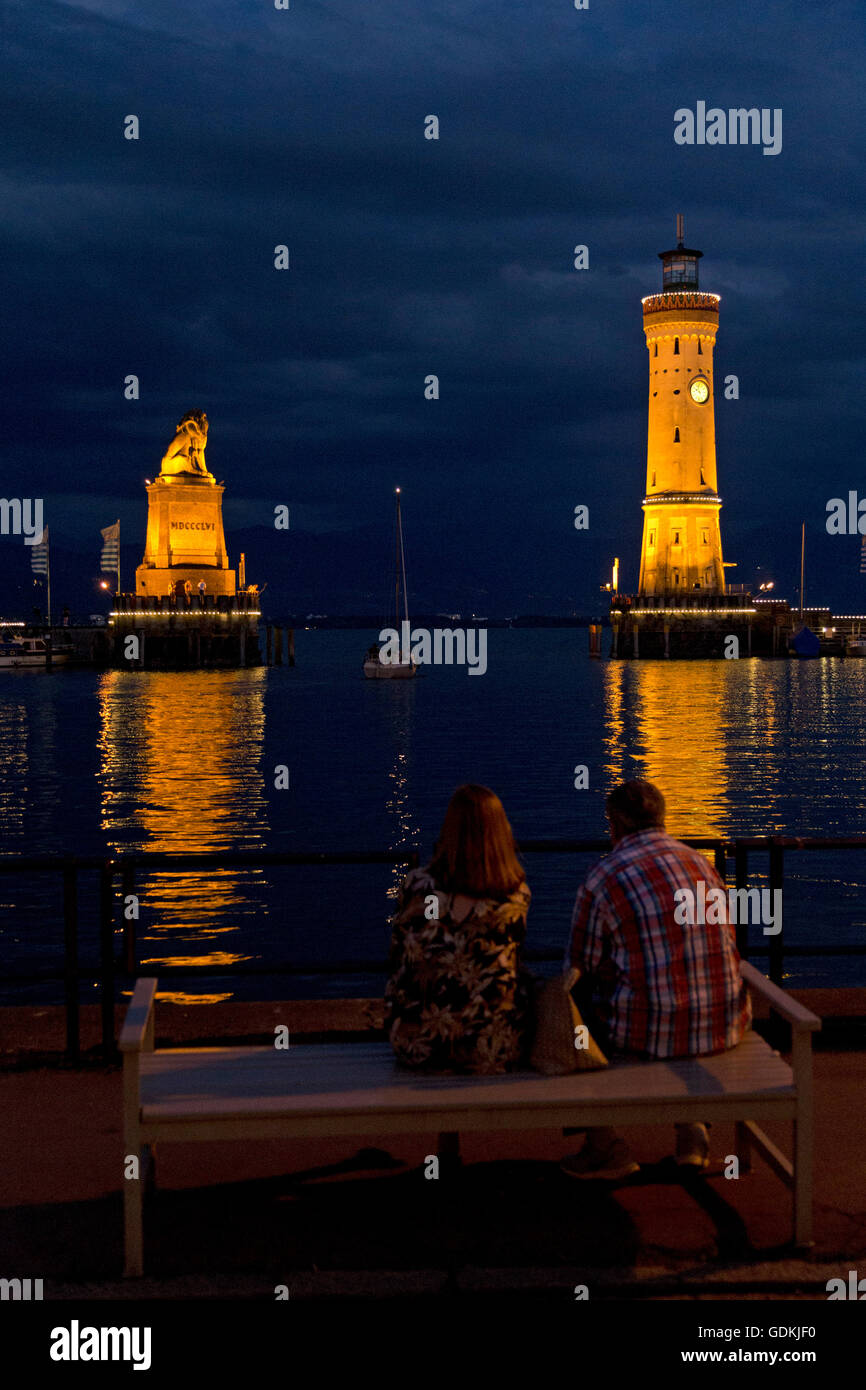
[136,473,235,598]
[135,564,237,598]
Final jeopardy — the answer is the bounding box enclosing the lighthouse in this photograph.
[638,217,726,596]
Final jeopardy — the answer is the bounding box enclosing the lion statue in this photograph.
[160,409,210,477]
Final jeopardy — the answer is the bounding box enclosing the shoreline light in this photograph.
[624,607,758,616]
[109,610,261,621]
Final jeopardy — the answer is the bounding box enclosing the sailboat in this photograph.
[363,488,417,679]
[788,521,820,658]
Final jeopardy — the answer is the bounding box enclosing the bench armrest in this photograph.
[119,977,158,1052]
[740,961,821,1033]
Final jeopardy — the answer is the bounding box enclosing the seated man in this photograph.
[562,779,751,1180]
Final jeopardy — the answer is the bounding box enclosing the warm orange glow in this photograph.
[97,669,269,1000]
[639,288,725,596]
[603,661,731,840]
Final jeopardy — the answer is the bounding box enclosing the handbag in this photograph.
[530,968,609,1075]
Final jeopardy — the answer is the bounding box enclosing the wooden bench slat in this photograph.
[140,1033,794,1122]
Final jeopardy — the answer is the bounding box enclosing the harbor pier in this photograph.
[611,593,773,659]
[609,595,861,660]
[110,591,262,669]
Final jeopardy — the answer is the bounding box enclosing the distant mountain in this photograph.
[1,509,858,624]
[0,519,613,623]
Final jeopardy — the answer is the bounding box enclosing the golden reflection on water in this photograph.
[97,669,269,1003]
[602,661,745,839]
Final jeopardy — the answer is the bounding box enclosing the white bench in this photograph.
[120,962,820,1276]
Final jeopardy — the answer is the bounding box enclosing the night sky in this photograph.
[2,0,864,617]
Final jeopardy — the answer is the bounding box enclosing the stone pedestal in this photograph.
[135,473,235,598]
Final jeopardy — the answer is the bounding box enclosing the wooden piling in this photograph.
[274,626,283,666]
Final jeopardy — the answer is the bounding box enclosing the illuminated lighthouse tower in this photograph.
[638,217,726,596]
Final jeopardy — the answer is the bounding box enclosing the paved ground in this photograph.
[3,1015,865,1300]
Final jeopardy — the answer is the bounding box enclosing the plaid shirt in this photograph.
[567,829,751,1059]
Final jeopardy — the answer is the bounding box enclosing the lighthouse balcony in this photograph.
[642,491,721,507]
[641,291,720,315]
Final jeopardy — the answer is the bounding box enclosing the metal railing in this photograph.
[3,836,866,1059]
[112,592,261,615]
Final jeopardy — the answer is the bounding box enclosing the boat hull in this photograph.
[0,653,73,668]
[788,625,821,659]
[363,659,417,680]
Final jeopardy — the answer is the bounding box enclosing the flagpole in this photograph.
[46,535,51,630]
[116,519,121,597]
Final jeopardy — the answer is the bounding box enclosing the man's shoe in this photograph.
[560,1139,640,1182]
[675,1123,710,1170]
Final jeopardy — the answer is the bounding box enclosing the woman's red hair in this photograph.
[429,784,525,899]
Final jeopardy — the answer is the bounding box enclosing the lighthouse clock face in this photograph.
[690,376,710,404]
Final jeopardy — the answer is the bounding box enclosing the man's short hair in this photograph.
[606,779,666,832]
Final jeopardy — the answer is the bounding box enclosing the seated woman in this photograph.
[384,784,531,1075]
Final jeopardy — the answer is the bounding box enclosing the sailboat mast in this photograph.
[364,488,416,678]
[397,491,409,626]
[394,489,401,629]
[800,521,805,621]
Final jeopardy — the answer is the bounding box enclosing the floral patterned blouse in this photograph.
[384,865,532,1075]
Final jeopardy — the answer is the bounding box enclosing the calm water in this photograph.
[2,630,866,1003]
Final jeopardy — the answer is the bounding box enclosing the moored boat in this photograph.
[788,625,820,659]
[363,489,417,680]
[363,642,416,678]
[0,634,74,668]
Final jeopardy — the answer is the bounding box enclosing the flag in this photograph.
[861,537,866,575]
[30,527,49,575]
[100,520,120,572]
